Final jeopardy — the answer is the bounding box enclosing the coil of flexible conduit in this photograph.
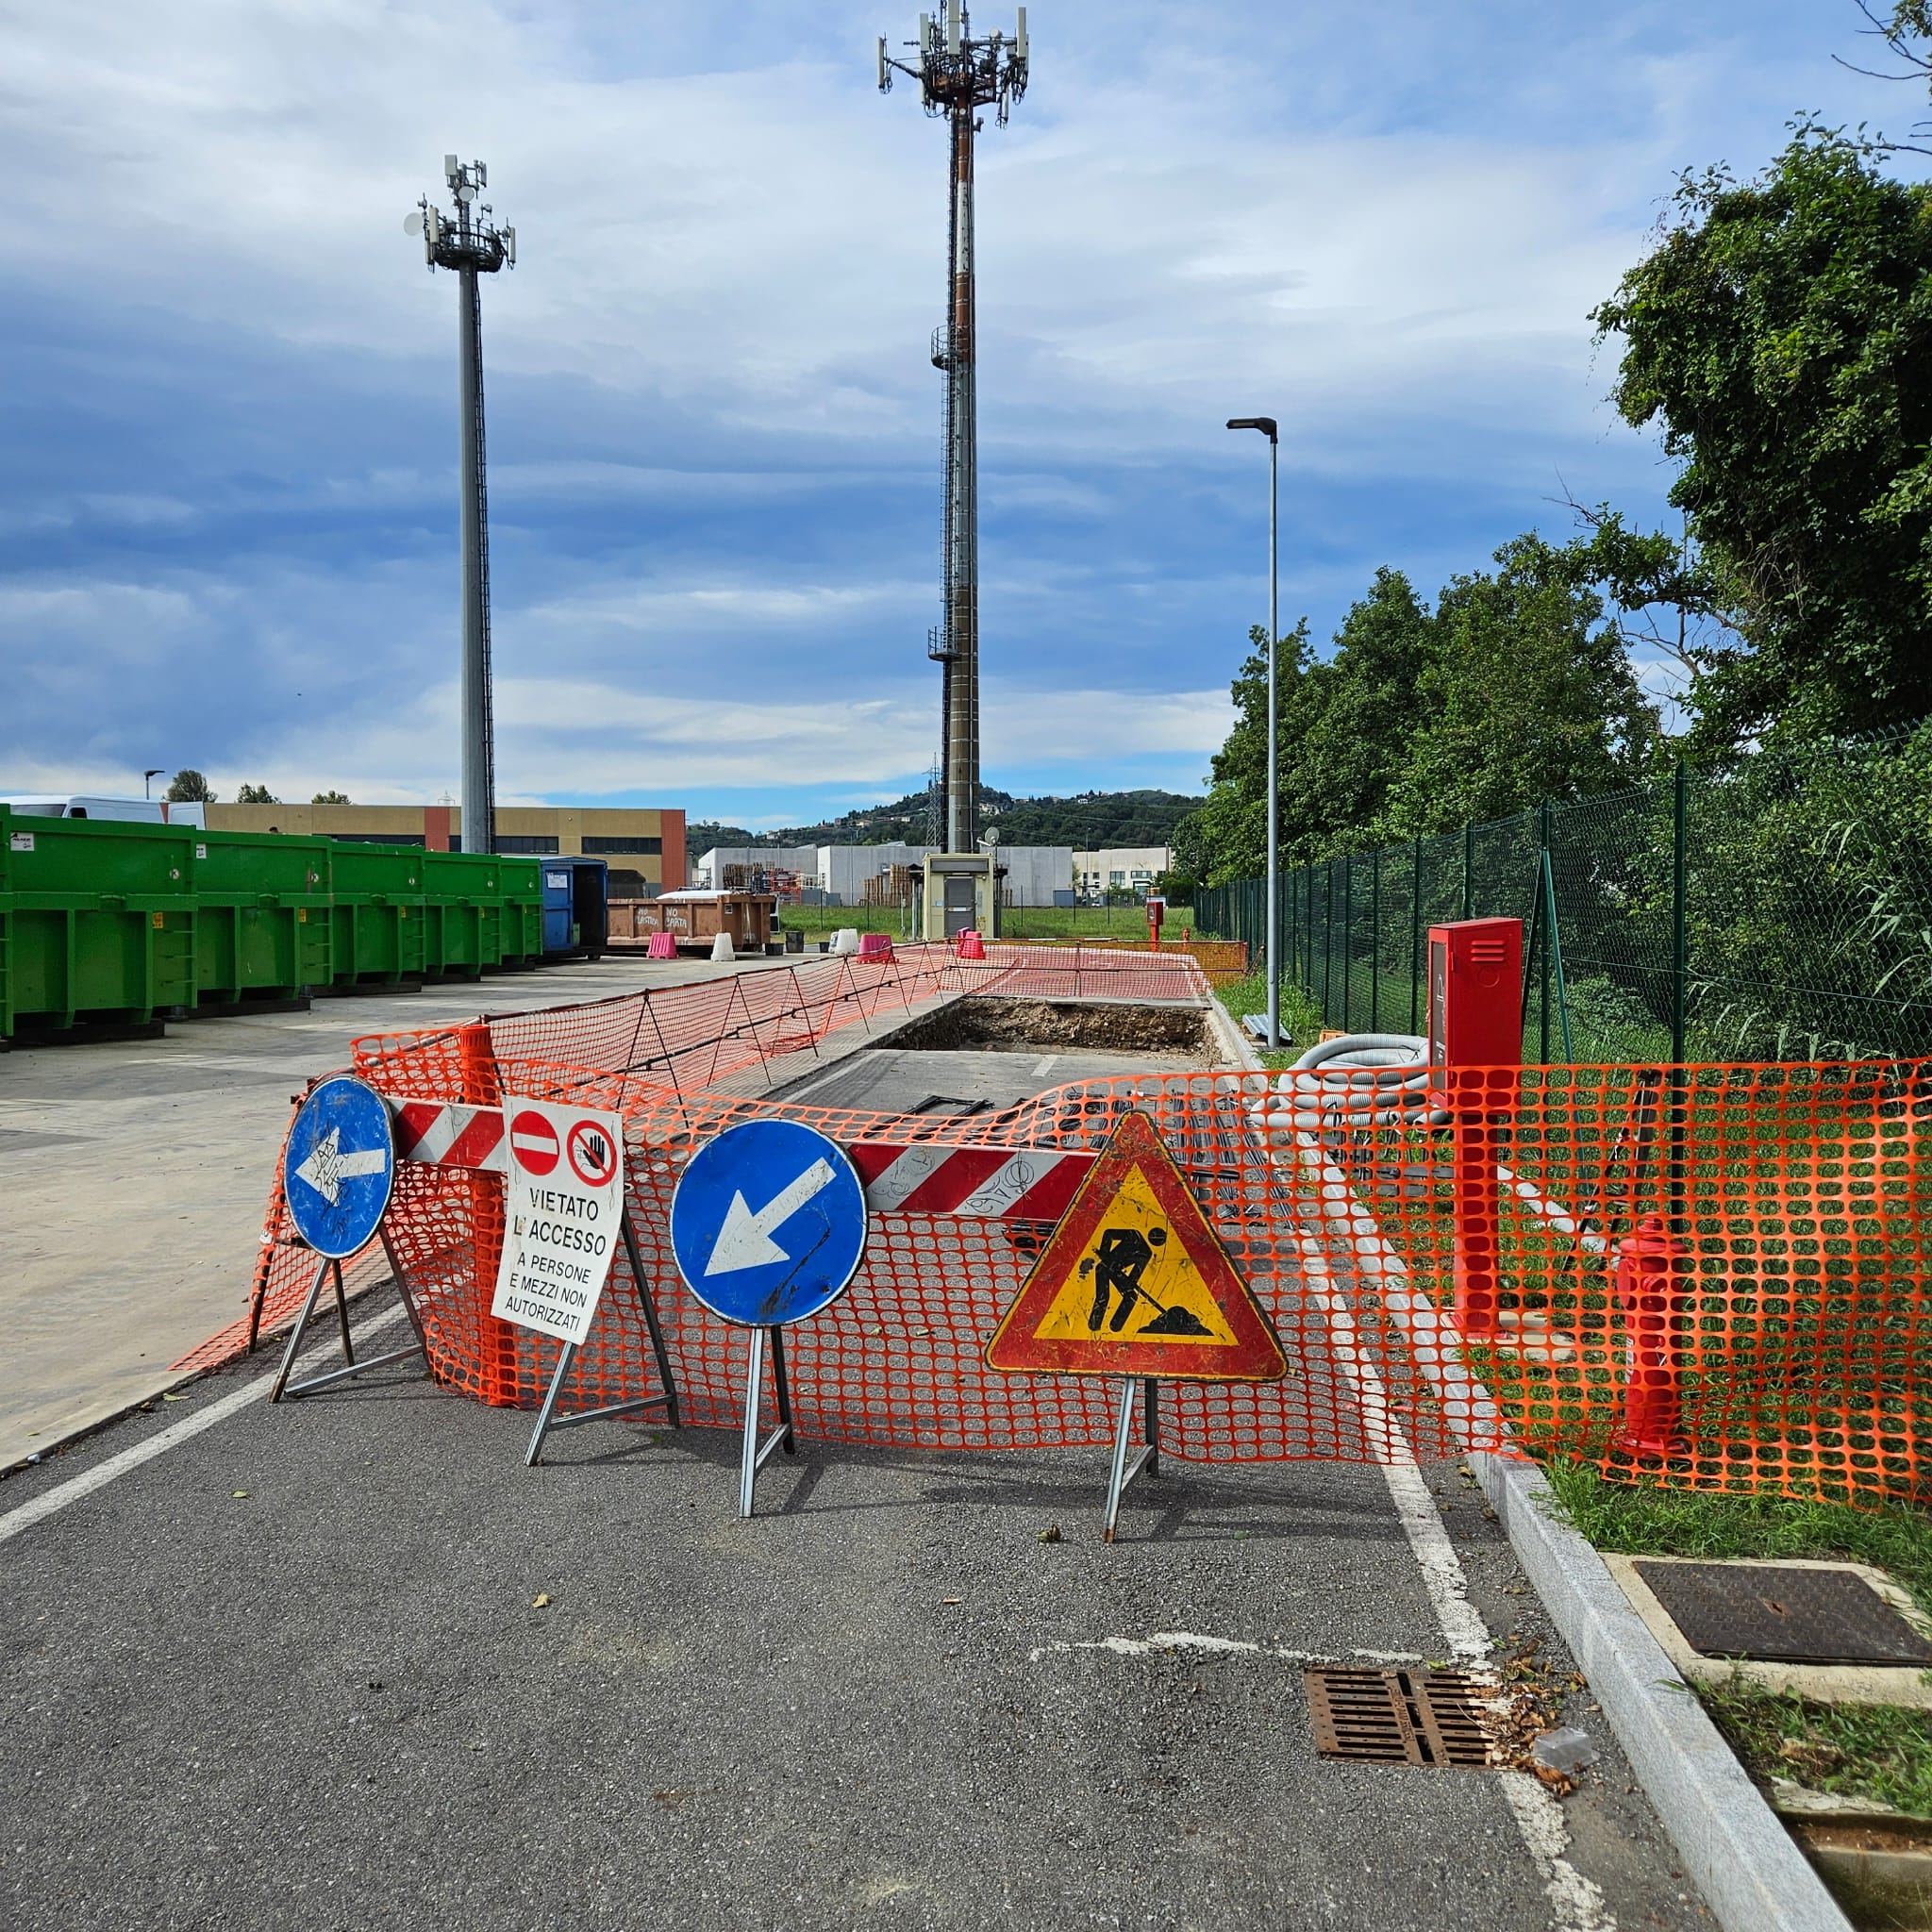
[1254,1032,1450,1135]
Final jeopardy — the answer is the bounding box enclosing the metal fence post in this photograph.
[1673,758,1688,1065]
[1371,846,1381,1033]
[1461,821,1474,921]
[1409,835,1423,1035]
[1342,853,1353,1032]
[1539,800,1552,1064]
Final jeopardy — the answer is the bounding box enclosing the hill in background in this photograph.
[689,788,1199,855]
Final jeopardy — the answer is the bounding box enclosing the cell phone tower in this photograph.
[406,159,516,858]
[878,4,1029,855]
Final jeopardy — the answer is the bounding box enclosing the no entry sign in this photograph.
[491,1098,626,1345]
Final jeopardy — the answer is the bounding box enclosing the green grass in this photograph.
[1210,971,1325,1071]
[1700,1682,1932,1816]
[1542,1458,1932,1619]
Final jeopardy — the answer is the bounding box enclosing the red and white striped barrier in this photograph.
[389,1099,508,1172]
[845,1142,1092,1221]
[386,1096,1092,1222]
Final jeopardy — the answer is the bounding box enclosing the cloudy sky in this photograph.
[0,2,1919,825]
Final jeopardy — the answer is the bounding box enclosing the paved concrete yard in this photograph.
[0,958,788,1470]
[0,1346,1711,1932]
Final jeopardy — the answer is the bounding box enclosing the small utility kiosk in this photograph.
[919,854,1001,941]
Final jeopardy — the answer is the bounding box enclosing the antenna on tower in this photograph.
[878,5,1030,861]
[408,158,516,859]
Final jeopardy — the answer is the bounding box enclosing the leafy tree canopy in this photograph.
[1187,538,1659,884]
[166,769,214,803]
[1591,124,1932,742]
[311,789,351,805]
[235,782,279,805]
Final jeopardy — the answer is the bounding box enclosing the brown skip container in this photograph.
[608,891,780,954]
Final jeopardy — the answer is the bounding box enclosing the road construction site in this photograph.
[0,944,1725,1932]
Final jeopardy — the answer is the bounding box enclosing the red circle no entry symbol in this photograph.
[509,1108,560,1176]
[567,1120,618,1189]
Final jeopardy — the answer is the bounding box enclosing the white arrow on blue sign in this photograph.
[283,1074,397,1260]
[670,1119,867,1326]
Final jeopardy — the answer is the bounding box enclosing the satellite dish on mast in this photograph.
[404,210,425,236]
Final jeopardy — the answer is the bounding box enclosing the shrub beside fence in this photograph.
[1195,725,1932,1063]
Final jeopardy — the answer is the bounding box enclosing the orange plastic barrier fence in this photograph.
[209,997,1931,1508]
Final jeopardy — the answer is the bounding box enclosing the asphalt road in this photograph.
[2,1009,1712,1930]
[0,1333,1712,1932]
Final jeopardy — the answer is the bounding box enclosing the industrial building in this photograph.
[205,804,687,899]
[1074,846,1173,899]
[696,842,1074,908]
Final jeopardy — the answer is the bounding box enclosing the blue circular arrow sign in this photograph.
[283,1075,397,1260]
[670,1119,867,1326]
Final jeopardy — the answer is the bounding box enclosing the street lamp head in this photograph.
[1226,416,1278,441]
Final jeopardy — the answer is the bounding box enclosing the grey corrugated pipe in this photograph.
[1255,1033,1450,1134]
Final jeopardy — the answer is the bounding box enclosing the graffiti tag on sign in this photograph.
[491,1097,626,1345]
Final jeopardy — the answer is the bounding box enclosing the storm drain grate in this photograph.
[1305,1667,1493,1768]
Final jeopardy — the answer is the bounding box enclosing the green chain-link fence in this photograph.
[1194,724,1932,1063]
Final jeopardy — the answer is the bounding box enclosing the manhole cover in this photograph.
[1633,1561,1932,1666]
[1305,1666,1492,1768]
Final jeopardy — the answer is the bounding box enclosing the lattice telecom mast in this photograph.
[879,5,1029,854]
[407,159,515,858]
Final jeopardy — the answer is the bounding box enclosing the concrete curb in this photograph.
[1213,1010,1848,1931]
[1473,1449,1851,1932]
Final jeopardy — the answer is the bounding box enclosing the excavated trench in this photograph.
[887,995,1212,1060]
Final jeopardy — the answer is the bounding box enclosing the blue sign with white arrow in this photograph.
[670,1119,868,1326]
[283,1074,397,1259]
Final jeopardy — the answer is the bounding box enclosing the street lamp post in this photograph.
[143,768,165,801]
[1226,416,1279,1050]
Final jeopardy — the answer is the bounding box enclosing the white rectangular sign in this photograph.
[490,1097,626,1345]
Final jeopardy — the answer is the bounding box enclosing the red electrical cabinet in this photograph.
[1426,918,1524,1074]
[1426,918,1524,1335]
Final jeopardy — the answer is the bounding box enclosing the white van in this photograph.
[0,795,208,828]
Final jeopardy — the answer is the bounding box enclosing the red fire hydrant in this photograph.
[1609,1216,1693,1459]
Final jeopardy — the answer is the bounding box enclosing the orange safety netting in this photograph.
[203,964,1931,1509]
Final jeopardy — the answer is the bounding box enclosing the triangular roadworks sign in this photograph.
[985,1110,1286,1382]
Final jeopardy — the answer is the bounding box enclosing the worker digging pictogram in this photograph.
[987,1110,1286,1383]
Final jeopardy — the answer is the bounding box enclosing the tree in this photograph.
[1378,536,1658,836]
[311,789,351,805]
[235,782,279,805]
[1277,568,1435,864]
[1592,125,1932,742]
[1187,622,1311,883]
[166,769,214,803]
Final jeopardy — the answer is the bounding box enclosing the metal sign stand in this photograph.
[525,1212,683,1467]
[269,1230,427,1404]
[738,1324,797,1519]
[1102,1376,1161,1542]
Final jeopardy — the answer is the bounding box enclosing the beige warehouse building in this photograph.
[204,804,687,899]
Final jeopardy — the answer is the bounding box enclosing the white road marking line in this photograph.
[1032,1055,1058,1077]
[0,1304,408,1550]
[1030,1633,1425,1665]
[1261,1125,1617,1932]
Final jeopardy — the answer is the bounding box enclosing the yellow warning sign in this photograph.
[1027,1163,1238,1349]
[986,1111,1286,1381]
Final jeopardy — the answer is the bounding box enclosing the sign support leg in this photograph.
[1103,1373,1161,1542]
[739,1325,798,1520]
[620,1208,681,1430]
[270,1242,431,1406]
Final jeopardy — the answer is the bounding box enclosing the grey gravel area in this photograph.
[0,1348,1709,1932]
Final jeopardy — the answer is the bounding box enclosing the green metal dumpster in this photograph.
[420,850,508,979]
[498,856,543,968]
[192,827,333,1006]
[325,841,427,985]
[0,807,198,1034]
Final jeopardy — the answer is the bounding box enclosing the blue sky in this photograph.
[1,1,1921,827]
